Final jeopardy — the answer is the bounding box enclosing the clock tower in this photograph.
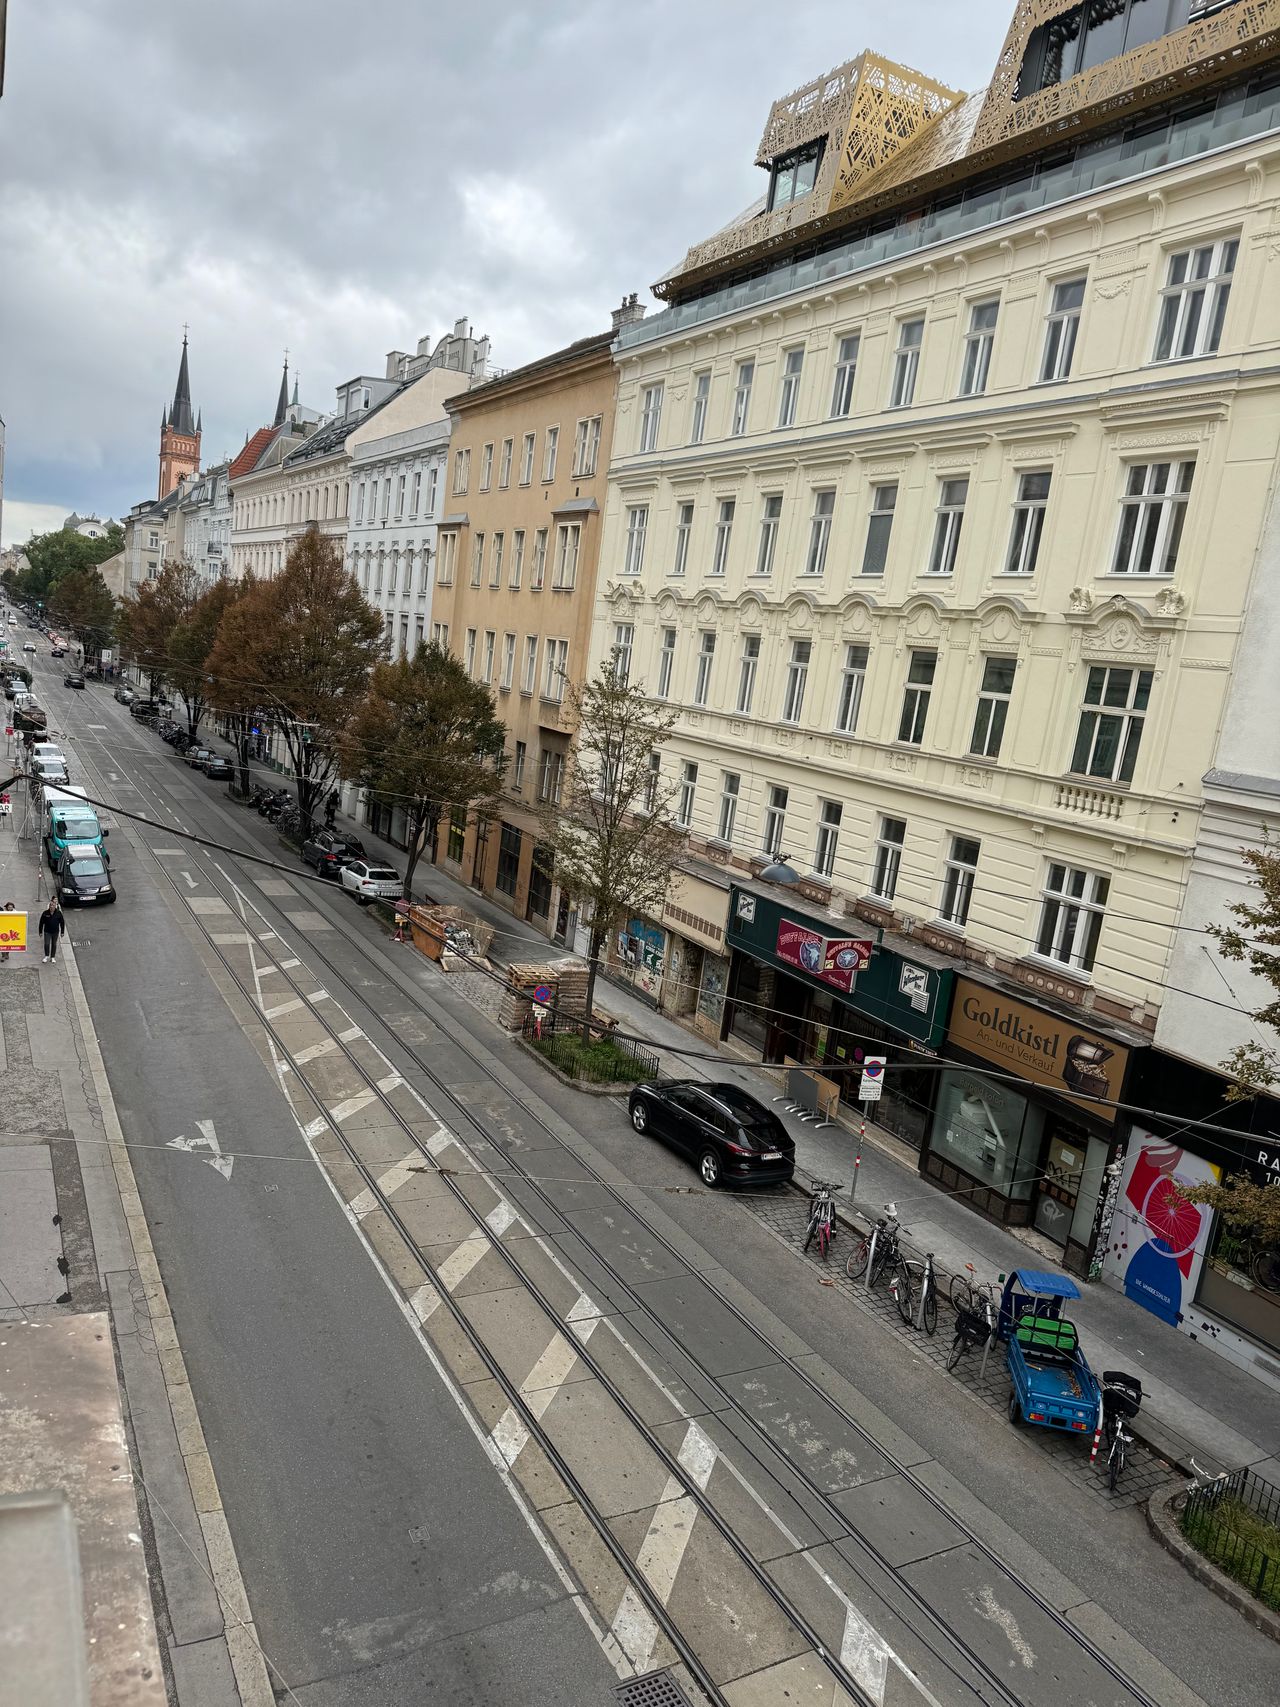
[158,332,202,498]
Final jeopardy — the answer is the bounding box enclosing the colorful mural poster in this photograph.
[1101,1126,1219,1326]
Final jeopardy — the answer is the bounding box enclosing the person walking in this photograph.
[324,788,339,830]
[38,899,65,964]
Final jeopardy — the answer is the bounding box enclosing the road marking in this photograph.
[338,1025,363,1041]
[425,1129,454,1156]
[279,958,301,970]
[303,1116,330,1140]
[349,1152,424,1218]
[292,1038,337,1065]
[210,932,254,944]
[376,1072,404,1093]
[108,770,119,781]
[153,847,184,856]
[181,871,197,889]
[167,1118,234,1182]
[87,724,107,730]
[842,1609,892,1703]
[261,997,304,1021]
[307,989,329,1003]
[329,1090,376,1124]
[491,1328,590,1467]
[410,1282,441,1323]
[436,1237,490,1294]
[486,1200,516,1238]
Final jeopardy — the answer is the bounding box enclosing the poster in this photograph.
[0,910,27,952]
[774,919,872,992]
[1101,1127,1219,1326]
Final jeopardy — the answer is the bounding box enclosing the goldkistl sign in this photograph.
[949,978,1128,1122]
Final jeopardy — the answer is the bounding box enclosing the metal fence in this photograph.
[1179,1467,1280,1610]
[521,1014,659,1087]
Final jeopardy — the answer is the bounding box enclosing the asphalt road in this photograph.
[24,652,1280,1707]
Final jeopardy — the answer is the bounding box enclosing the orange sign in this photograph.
[0,911,28,952]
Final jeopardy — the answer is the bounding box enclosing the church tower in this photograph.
[158,333,202,498]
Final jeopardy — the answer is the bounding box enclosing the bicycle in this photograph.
[1171,1457,1230,1514]
[846,1202,902,1286]
[891,1250,939,1334]
[1098,1371,1143,1492]
[802,1179,841,1261]
[949,1262,999,1319]
[946,1291,996,1371]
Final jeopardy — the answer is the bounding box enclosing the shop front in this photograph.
[924,977,1136,1275]
[723,885,952,1150]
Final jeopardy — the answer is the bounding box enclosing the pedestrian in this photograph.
[38,899,65,964]
[324,788,339,829]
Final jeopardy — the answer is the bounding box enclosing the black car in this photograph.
[55,844,117,906]
[202,755,233,780]
[300,826,361,877]
[63,671,86,689]
[51,645,67,659]
[130,698,161,720]
[184,745,216,768]
[627,1081,795,1189]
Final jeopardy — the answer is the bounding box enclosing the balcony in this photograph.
[1054,782,1124,822]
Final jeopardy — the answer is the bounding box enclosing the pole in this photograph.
[851,1101,867,1203]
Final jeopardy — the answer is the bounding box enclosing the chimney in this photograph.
[611,292,646,330]
[386,350,409,380]
[453,316,470,340]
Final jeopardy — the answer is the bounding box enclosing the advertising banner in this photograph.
[0,911,28,953]
[948,977,1128,1121]
[1101,1127,1219,1326]
[774,919,872,993]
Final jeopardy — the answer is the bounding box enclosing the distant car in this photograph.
[4,677,21,699]
[130,699,161,720]
[22,641,36,653]
[626,1081,796,1189]
[202,756,233,780]
[113,685,135,704]
[338,860,402,904]
[51,645,67,659]
[300,827,362,877]
[55,844,116,906]
[30,755,70,787]
[63,671,86,689]
[184,745,216,768]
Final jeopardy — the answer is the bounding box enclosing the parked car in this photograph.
[202,755,233,780]
[51,645,66,659]
[54,843,116,906]
[338,860,403,904]
[130,698,161,720]
[184,745,216,768]
[4,676,23,699]
[113,685,135,704]
[626,1081,796,1189]
[300,827,362,877]
[30,755,70,787]
[63,671,86,689]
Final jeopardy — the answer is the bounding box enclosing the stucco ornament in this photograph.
[1155,586,1187,617]
[1067,586,1094,613]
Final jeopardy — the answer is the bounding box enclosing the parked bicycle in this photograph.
[891,1250,939,1334]
[845,1203,902,1287]
[1098,1371,1143,1492]
[802,1179,842,1261]
[946,1289,997,1371]
[949,1261,1000,1319]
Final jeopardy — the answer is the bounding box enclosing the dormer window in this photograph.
[1015,1,1211,101]
[767,140,824,211]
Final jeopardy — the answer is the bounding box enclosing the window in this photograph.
[928,478,968,576]
[736,634,760,715]
[479,443,494,490]
[501,632,516,691]
[1070,664,1152,784]
[778,348,804,428]
[380,481,391,522]
[510,529,524,588]
[573,415,602,477]
[537,747,566,805]
[1006,471,1051,575]
[447,808,466,864]
[464,628,477,675]
[940,837,980,928]
[612,623,634,685]
[513,740,527,788]
[861,484,896,577]
[425,465,438,515]
[481,630,495,684]
[640,384,663,453]
[676,761,698,828]
[769,140,823,208]
[542,426,559,481]
[553,523,580,589]
[693,631,716,706]
[1036,863,1109,973]
[672,501,693,577]
[804,489,835,576]
[762,785,788,855]
[542,637,569,701]
[395,473,406,517]
[499,439,513,488]
[711,498,735,576]
[830,333,860,418]
[470,533,485,587]
[495,824,522,897]
[835,643,869,734]
[490,532,504,589]
[970,656,1016,758]
[431,621,449,650]
[520,433,535,485]
[437,532,457,585]
[756,494,782,576]
[531,528,548,591]
[643,751,661,813]
[871,817,906,901]
[959,300,998,397]
[656,627,676,699]
[410,470,422,517]
[623,505,648,576]
[717,773,740,844]
[889,318,923,408]
[898,650,936,744]
[689,371,710,444]
[1040,278,1084,382]
[1020,1,1212,100]
[781,640,811,724]
[814,800,842,879]
[1112,461,1194,575]
[355,483,366,523]
[731,361,754,436]
[453,448,470,495]
[521,636,538,694]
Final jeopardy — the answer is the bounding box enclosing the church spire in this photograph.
[274,355,290,427]
[169,332,196,436]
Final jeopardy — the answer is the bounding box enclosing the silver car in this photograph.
[338,860,402,904]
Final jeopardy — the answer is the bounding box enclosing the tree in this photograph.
[205,575,267,797]
[340,642,507,901]
[117,559,202,698]
[46,567,116,663]
[227,530,384,835]
[168,579,240,740]
[1179,1173,1280,1247]
[1205,830,1280,1096]
[539,657,683,1034]
[20,523,123,605]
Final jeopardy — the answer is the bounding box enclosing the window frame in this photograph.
[731,361,754,436]
[939,835,980,928]
[814,799,842,879]
[1040,276,1085,383]
[498,438,513,488]
[1035,862,1109,974]
[777,346,804,428]
[1005,470,1051,576]
[781,639,811,725]
[898,649,936,745]
[756,493,782,577]
[736,634,760,715]
[656,627,676,700]
[927,478,968,576]
[711,497,735,577]
[1111,459,1194,577]
[553,522,581,590]
[830,332,860,418]
[959,299,999,398]
[717,772,741,844]
[762,784,788,856]
[970,655,1016,759]
[676,761,698,829]
[871,816,906,901]
[672,500,694,578]
[479,443,494,491]
[542,425,559,483]
[690,371,711,444]
[804,488,836,577]
[693,630,716,707]
[520,433,535,485]
[1152,235,1237,363]
[623,504,649,576]
[889,317,924,409]
[835,642,869,734]
[639,384,664,454]
[861,483,897,577]
[1069,663,1153,785]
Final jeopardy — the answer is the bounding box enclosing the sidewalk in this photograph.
[339,805,1280,1484]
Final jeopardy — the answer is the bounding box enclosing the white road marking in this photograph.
[491,1327,590,1467]
[425,1129,454,1156]
[153,847,184,856]
[376,1072,404,1093]
[842,1609,892,1703]
[279,958,301,970]
[435,1238,490,1293]
[609,1479,696,1673]
[349,1152,424,1218]
[181,871,197,889]
[329,1090,376,1124]
[307,989,329,1003]
[409,1281,441,1323]
[292,1038,338,1066]
[262,997,304,1021]
[167,1118,234,1183]
[303,1116,330,1140]
[338,1025,363,1042]
[486,1200,516,1238]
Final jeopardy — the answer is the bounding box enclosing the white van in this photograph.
[31,742,67,768]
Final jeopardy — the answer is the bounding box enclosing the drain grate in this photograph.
[615,1671,689,1707]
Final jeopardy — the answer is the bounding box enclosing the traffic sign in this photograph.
[533,983,553,1004]
[859,1057,887,1102]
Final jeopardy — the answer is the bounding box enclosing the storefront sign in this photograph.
[774,919,872,993]
[1101,1128,1219,1327]
[948,977,1129,1121]
[0,910,27,952]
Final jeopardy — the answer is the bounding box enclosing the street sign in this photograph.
[532,983,553,1004]
[859,1057,887,1102]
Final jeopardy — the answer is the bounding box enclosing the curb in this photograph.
[512,1032,639,1098]
[1145,1482,1280,1641]
[63,939,276,1707]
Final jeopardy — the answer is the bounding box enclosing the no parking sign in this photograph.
[858,1057,886,1102]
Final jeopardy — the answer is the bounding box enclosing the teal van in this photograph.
[43,785,110,868]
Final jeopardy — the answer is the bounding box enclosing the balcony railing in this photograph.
[1054,782,1124,822]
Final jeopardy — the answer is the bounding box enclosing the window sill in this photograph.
[1017,952,1094,986]
[1093,572,1174,581]
[1061,770,1131,792]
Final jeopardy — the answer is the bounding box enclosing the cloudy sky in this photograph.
[0,1,1013,546]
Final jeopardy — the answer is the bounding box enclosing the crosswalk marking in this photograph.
[435,1238,490,1294]
[349,1153,425,1218]
[292,1038,337,1065]
[262,997,304,1020]
[329,1090,376,1123]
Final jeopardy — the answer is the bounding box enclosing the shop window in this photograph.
[930,1070,1042,1201]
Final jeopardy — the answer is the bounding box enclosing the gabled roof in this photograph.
[449,328,613,413]
[227,426,277,479]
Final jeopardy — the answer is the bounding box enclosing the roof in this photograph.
[283,381,409,467]
[227,426,277,479]
[168,336,196,437]
[1009,1271,1081,1300]
[449,328,614,412]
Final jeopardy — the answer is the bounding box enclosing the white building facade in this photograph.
[177,464,231,583]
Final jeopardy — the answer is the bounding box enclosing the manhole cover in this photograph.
[615,1671,689,1707]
